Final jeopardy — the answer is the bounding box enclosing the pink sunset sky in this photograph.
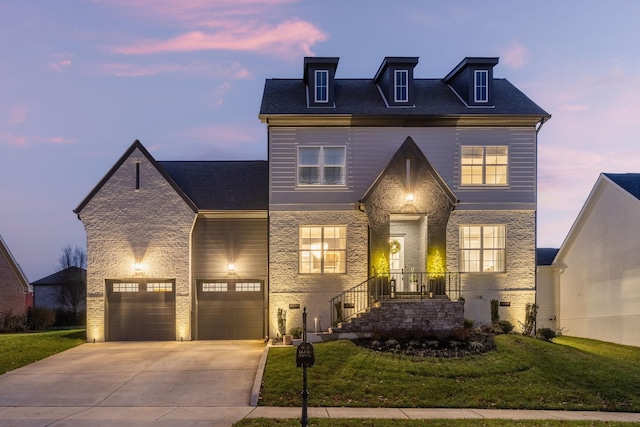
[1,0,640,280]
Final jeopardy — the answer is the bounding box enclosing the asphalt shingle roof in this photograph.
[604,173,640,201]
[31,266,86,286]
[260,79,549,117]
[158,161,268,211]
[536,248,559,266]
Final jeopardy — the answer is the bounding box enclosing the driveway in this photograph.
[0,340,266,427]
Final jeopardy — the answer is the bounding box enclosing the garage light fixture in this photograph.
[406,192,414,203]
[133,262,144,276]
[228,263,236,273]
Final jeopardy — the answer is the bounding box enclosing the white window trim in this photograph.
[459,225,506,273]
[299,226,347,274]
[394,69,409,103]
[460,145,508,186]
[297,146,346,186]
[314,70,329,103]
[474,70,489,103]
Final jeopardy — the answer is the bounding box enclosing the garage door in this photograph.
[107,280,176,341]
[197,280,264,340]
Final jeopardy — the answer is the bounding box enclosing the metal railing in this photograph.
[330,271,461,327]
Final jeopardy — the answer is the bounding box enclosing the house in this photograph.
[77,55,549,341]
[31,266,87,312]
[0,234,32,316]
[539,173,640,347]
[535,247,559,331]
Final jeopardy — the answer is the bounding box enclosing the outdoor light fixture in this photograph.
[406,193,414,203]
[228,263,236,273]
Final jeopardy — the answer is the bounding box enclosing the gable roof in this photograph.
[0,234,31,293]
[360,136,458,205]
[158,161,268,211]
[260,78,549,120]
[31,266,86,286]
[603,173,640,200]
[536,248,559,266]
[74,140,197,215]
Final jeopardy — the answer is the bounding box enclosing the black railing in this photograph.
[330,271,461,326]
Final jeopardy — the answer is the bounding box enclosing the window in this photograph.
[474,70,488,103]
[147,282,173,292]
[394,70,408,102]
[236,282,261,292]
[299,226,346,274]
[459,225,505,272]
[298,146,345,185]
[113,282,138,292]
[202,282,227,292]
[315,70,328,103]
[461,146,508,185]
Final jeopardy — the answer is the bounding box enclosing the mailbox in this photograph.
[296,342,315,367]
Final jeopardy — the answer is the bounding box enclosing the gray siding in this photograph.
[269,126,536,209]
[192,217,268,280]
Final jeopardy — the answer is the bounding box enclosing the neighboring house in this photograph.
[535,247,559,331]
[0,234,32,315]
[540,173,640,347]
[77,55,549,341]
[31,267,87,311]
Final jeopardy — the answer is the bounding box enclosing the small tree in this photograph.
[490,299,500,323]
[56,245,87,325]
[277,308,287,337]
[523,303,538,336]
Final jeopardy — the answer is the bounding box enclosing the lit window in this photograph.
[474,70,488,103]
[461,146,508,185]
[147,282,173,292]
[299,226,346,274]
[236,282,261,292]
[315,70,328,103]
[394,70,408,102]
[298,146,345,185]
[202,282,227,292]
[459,225,505,273]
[113,282,138,293]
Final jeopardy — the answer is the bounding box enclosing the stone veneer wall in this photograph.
[334,300,464,334]
[446,210,536,329]
[269,210,369,336]
[79,148,196,342]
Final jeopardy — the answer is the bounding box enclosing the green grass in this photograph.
[259,335,640,411]
[233,419,635,427]
[0,329,86,374]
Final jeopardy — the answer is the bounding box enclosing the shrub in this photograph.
[289,326,303,339]
[536,327,556,342]
[26,307,56,330]
[493,320,514,334]
[0,309,27,333]
[463,318,474,329]
[277,308,287,337]
[490,299,500,322]
[523,303,538,336]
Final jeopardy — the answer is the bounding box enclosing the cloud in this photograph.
[501,42,529,69]
[112,19,326,57]
[0,132,28,146]
[32,136,76,144]
[207,82,233,107]
[0,133,75,147]
[96,61,250,78]
[6,106,28,125]
[47,53,73,72]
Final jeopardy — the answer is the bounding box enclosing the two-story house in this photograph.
[76,55,549,342]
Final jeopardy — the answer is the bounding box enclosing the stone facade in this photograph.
[78,147,196,341]
[268,210,369,336]
[333,300,464,334]
[446,210,536,328]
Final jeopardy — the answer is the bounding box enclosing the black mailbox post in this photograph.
[296,342,315,367]
[297,307,314,427]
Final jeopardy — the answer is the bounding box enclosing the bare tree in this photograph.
[56,245,87,324]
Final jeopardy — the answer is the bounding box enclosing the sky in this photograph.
[2,0,640,281]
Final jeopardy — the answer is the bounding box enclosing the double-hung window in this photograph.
[298,146,345,185]
[315,70,328,103]
[394,70,408,102]
[299,226,346,274]
[459,225,506,273]
[474,70,488,103]
[461,146,508,185]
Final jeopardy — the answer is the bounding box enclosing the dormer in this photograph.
[303,57,339,108]
[443,57,499,107]
[374,57,419,107]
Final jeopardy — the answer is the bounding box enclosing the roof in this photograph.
[0,234,31,292]
[31,266,86,286]
[158,161,268,211]
[260,78,549,118]
[603,173,640,200]
[536,248,559,266]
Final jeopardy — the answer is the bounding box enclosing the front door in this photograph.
[389,236,405,291]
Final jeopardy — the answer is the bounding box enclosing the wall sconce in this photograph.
[133,262,144,276]
[228,263,236,273]
[406,193,414,203]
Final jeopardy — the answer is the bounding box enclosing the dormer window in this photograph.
[315,70,329,103]
[394,70,408,102]
[474,70,488,103]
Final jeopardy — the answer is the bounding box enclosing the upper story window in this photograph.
[298,146,346,185]
[315,70,329,103]
[474,70,488,103]
[394,70,408,102]
[459,225,505,273]
[299,226,347,274]
[461,146,508,186]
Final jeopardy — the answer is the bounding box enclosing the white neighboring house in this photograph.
[541,173,640,347]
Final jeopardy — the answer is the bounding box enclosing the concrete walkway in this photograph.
[1,341,639,426]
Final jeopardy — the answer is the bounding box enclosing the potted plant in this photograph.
[277,308,292,345]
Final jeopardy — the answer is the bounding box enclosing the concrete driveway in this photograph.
[0,340,267,427]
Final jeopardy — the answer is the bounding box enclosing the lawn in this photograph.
[233,420,635,427]
[0,329,86,374]
[259,335,640,412]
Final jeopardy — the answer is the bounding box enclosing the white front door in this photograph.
[389,236,405,291]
